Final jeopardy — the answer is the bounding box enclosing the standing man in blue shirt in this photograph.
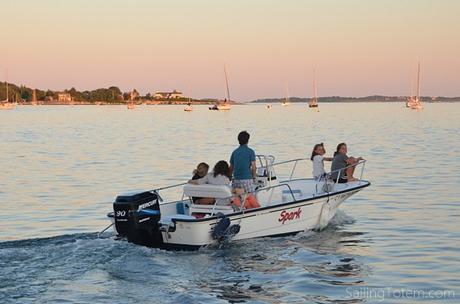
[230,131,257,193]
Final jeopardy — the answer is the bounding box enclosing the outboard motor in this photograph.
[113,191,163,247]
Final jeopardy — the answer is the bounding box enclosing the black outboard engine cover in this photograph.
[113,191,163,247]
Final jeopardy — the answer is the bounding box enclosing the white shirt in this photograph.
[312,155,325,179]
[196,173,231,186]
[195,173,232,205]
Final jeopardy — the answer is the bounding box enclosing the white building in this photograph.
[58,93,72,102]
[154,90,183,99]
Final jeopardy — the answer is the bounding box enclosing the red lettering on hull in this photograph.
[278,208,302,224]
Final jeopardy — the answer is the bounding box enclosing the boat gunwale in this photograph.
[169,180,371,223]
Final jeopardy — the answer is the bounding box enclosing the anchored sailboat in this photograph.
[406,62,423,110]
[184,88,193,111]
[0,71,15,110]
[31,89,39,105]
[209,65,232,111]
[127,90,136,109]
[309,69,318,108]
[282,84,291,106]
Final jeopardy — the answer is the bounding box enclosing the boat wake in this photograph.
[0,211,368,303]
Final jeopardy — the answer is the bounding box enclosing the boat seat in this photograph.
[183,184,232,199]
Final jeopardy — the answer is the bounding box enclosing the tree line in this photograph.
[0,82,151,103]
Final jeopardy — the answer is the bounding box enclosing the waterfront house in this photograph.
[154,90,183,99]
[58,93,72,102]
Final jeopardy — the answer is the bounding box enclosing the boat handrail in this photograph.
[262,157,311,181]
[254,182,297,202]
[260,157,366,183]
[149,182,188,193]
[319,160,367,185]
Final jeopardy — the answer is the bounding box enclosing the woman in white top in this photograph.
[311,143,333,179]
[188,160,232,205]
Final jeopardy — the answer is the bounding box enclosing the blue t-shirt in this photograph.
[230,145,256,180]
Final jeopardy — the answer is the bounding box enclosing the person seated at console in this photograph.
[188,160,232,205]
[331,143,363,183]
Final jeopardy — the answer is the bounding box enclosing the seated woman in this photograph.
[191,162,209,203]
[188,160,232,205]
[330,143,363,183]
[311,143,333,180]
[188,160,260,209]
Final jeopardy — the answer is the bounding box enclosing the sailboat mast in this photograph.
[5,69,8,102]
[224,64,230,102]
[313,69,317,101]
[416,61,421,100]
[286,84,290,103]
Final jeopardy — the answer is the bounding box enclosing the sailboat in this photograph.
[209,65,232,111]
[281,84,291,106]
[30,89,39,105]
[309,69,319,108]
[184,98,193,112]
[406,62,423,110]
[127,90,136,109]
[0,77,15,110]
[184,89,193,111]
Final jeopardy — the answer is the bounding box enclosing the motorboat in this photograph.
[267,104,272,109]
[104,155,370,250]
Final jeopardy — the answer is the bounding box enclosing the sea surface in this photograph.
[0,103,459,303]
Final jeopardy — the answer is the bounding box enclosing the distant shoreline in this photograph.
[16,100,460,105]
[250,97,460,103]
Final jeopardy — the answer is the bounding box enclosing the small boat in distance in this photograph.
[0,72,15,110]
[127,90,136,109]
[184,102,193,112]
[282,85,291,106]
[127,102,136,110]
[309,69,319,108]
[267,104,272,109]
[30,89,39,105]
[209,65,232,111]
[406,62,423,110]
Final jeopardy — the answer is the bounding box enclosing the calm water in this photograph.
[0,103,459,303]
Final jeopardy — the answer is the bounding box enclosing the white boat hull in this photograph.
[159,186,364,249]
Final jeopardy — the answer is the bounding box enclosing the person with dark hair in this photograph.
[330,143,363,183]
[191,162,209,203]
[188,160,232,205]
[229,131,257,194]
[311,143,333,179]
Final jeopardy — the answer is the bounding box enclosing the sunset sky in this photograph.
[1,0,459,100]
